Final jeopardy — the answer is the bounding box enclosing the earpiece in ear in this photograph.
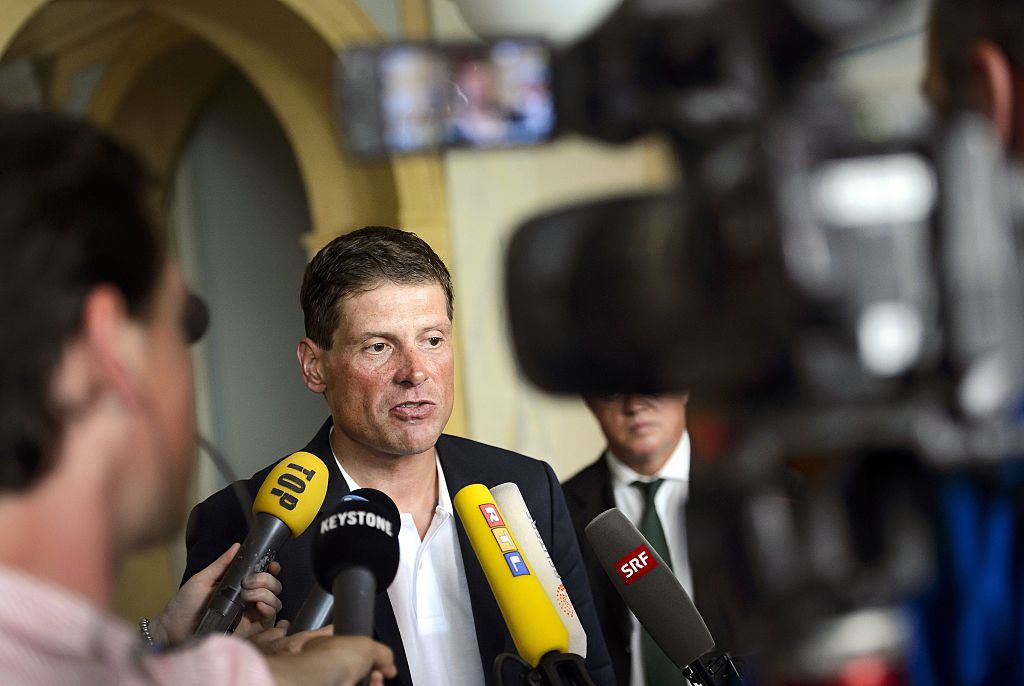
[183,292,209,344]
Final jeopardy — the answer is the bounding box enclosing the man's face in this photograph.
[320,281,454,460]
[587,393,689,471]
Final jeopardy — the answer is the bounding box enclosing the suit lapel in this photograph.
[375,594,412,686]
[595,456,616,516]
[598,462,633,643]
[568,456,616,540]
[572,457,633,648]
[437,437,507,686]
[303,418,347,517]
[308,417,413,686]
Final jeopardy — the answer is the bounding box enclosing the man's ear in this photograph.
[972,41,1015,145]
[80,285,141,408]
[297,337,328,393]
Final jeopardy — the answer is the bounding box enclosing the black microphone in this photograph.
[289,488,400,634]
[585,508,744,686]
[311,491,401,638]
[288,583,333,636]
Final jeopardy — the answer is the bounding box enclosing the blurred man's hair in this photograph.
[0,111,162,491]
[300,226,454,349]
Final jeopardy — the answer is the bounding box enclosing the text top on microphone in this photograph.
[253,451,330,536]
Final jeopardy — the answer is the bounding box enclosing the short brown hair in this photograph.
[300,226,454,349]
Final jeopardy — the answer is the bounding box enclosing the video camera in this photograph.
[334,0,1024,682]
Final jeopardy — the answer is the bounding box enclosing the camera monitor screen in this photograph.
[338,40,555,157]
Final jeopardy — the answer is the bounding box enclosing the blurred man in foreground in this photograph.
[0,111,395,685]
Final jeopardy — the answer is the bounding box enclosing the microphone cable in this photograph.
[196,433,255,528]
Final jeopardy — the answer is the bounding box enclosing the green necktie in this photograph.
[632,479,687,685]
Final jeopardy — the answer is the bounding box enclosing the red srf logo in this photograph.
[479,503,505,528]
[616,545,658,586]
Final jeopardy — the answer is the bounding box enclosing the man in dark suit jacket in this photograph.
[564,393,731,686]
[184,226,613,686]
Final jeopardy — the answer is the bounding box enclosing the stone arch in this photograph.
[1,0,463,431]
[1,0,466,623]
[121,0,400,237]
[84,17,233,209]
[0,0,449,257]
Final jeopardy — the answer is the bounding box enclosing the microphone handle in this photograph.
[331,566,377,637]
[331,566,377,686]
[195,513,291,635]
[685,650,745,686]
[289,584,334,635]
[494,652,597,686]
[536,652,597,686]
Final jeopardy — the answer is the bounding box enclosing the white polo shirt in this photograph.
[333,444,485,686]
[606,431,692,686]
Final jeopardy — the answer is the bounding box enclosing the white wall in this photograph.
[445,139,680,479]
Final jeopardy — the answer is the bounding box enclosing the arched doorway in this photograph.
[0,0,460,621]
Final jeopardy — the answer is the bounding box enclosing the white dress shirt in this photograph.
[333,441,486,686]
[606,431,692,686]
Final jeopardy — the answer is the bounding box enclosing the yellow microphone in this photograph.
[454,483,569,666]
[491,482,588,657]
[196,451,329,635]
[252,451,330,534]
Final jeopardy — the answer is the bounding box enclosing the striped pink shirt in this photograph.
[0,566,275,685]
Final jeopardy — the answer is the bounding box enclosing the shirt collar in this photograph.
[606,430,690,489]
[330,428,451,516]
[434,455,453,515]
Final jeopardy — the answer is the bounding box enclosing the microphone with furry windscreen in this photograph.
[454,484,568,665]
[585,508,744,686]
[490,482,587,657]
[455,484,595,686]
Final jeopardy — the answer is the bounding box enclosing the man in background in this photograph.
[0,110,395,685]
[564,392,728,686]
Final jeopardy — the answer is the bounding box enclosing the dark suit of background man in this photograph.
[564,392,730,686]
[184,226,614,686]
